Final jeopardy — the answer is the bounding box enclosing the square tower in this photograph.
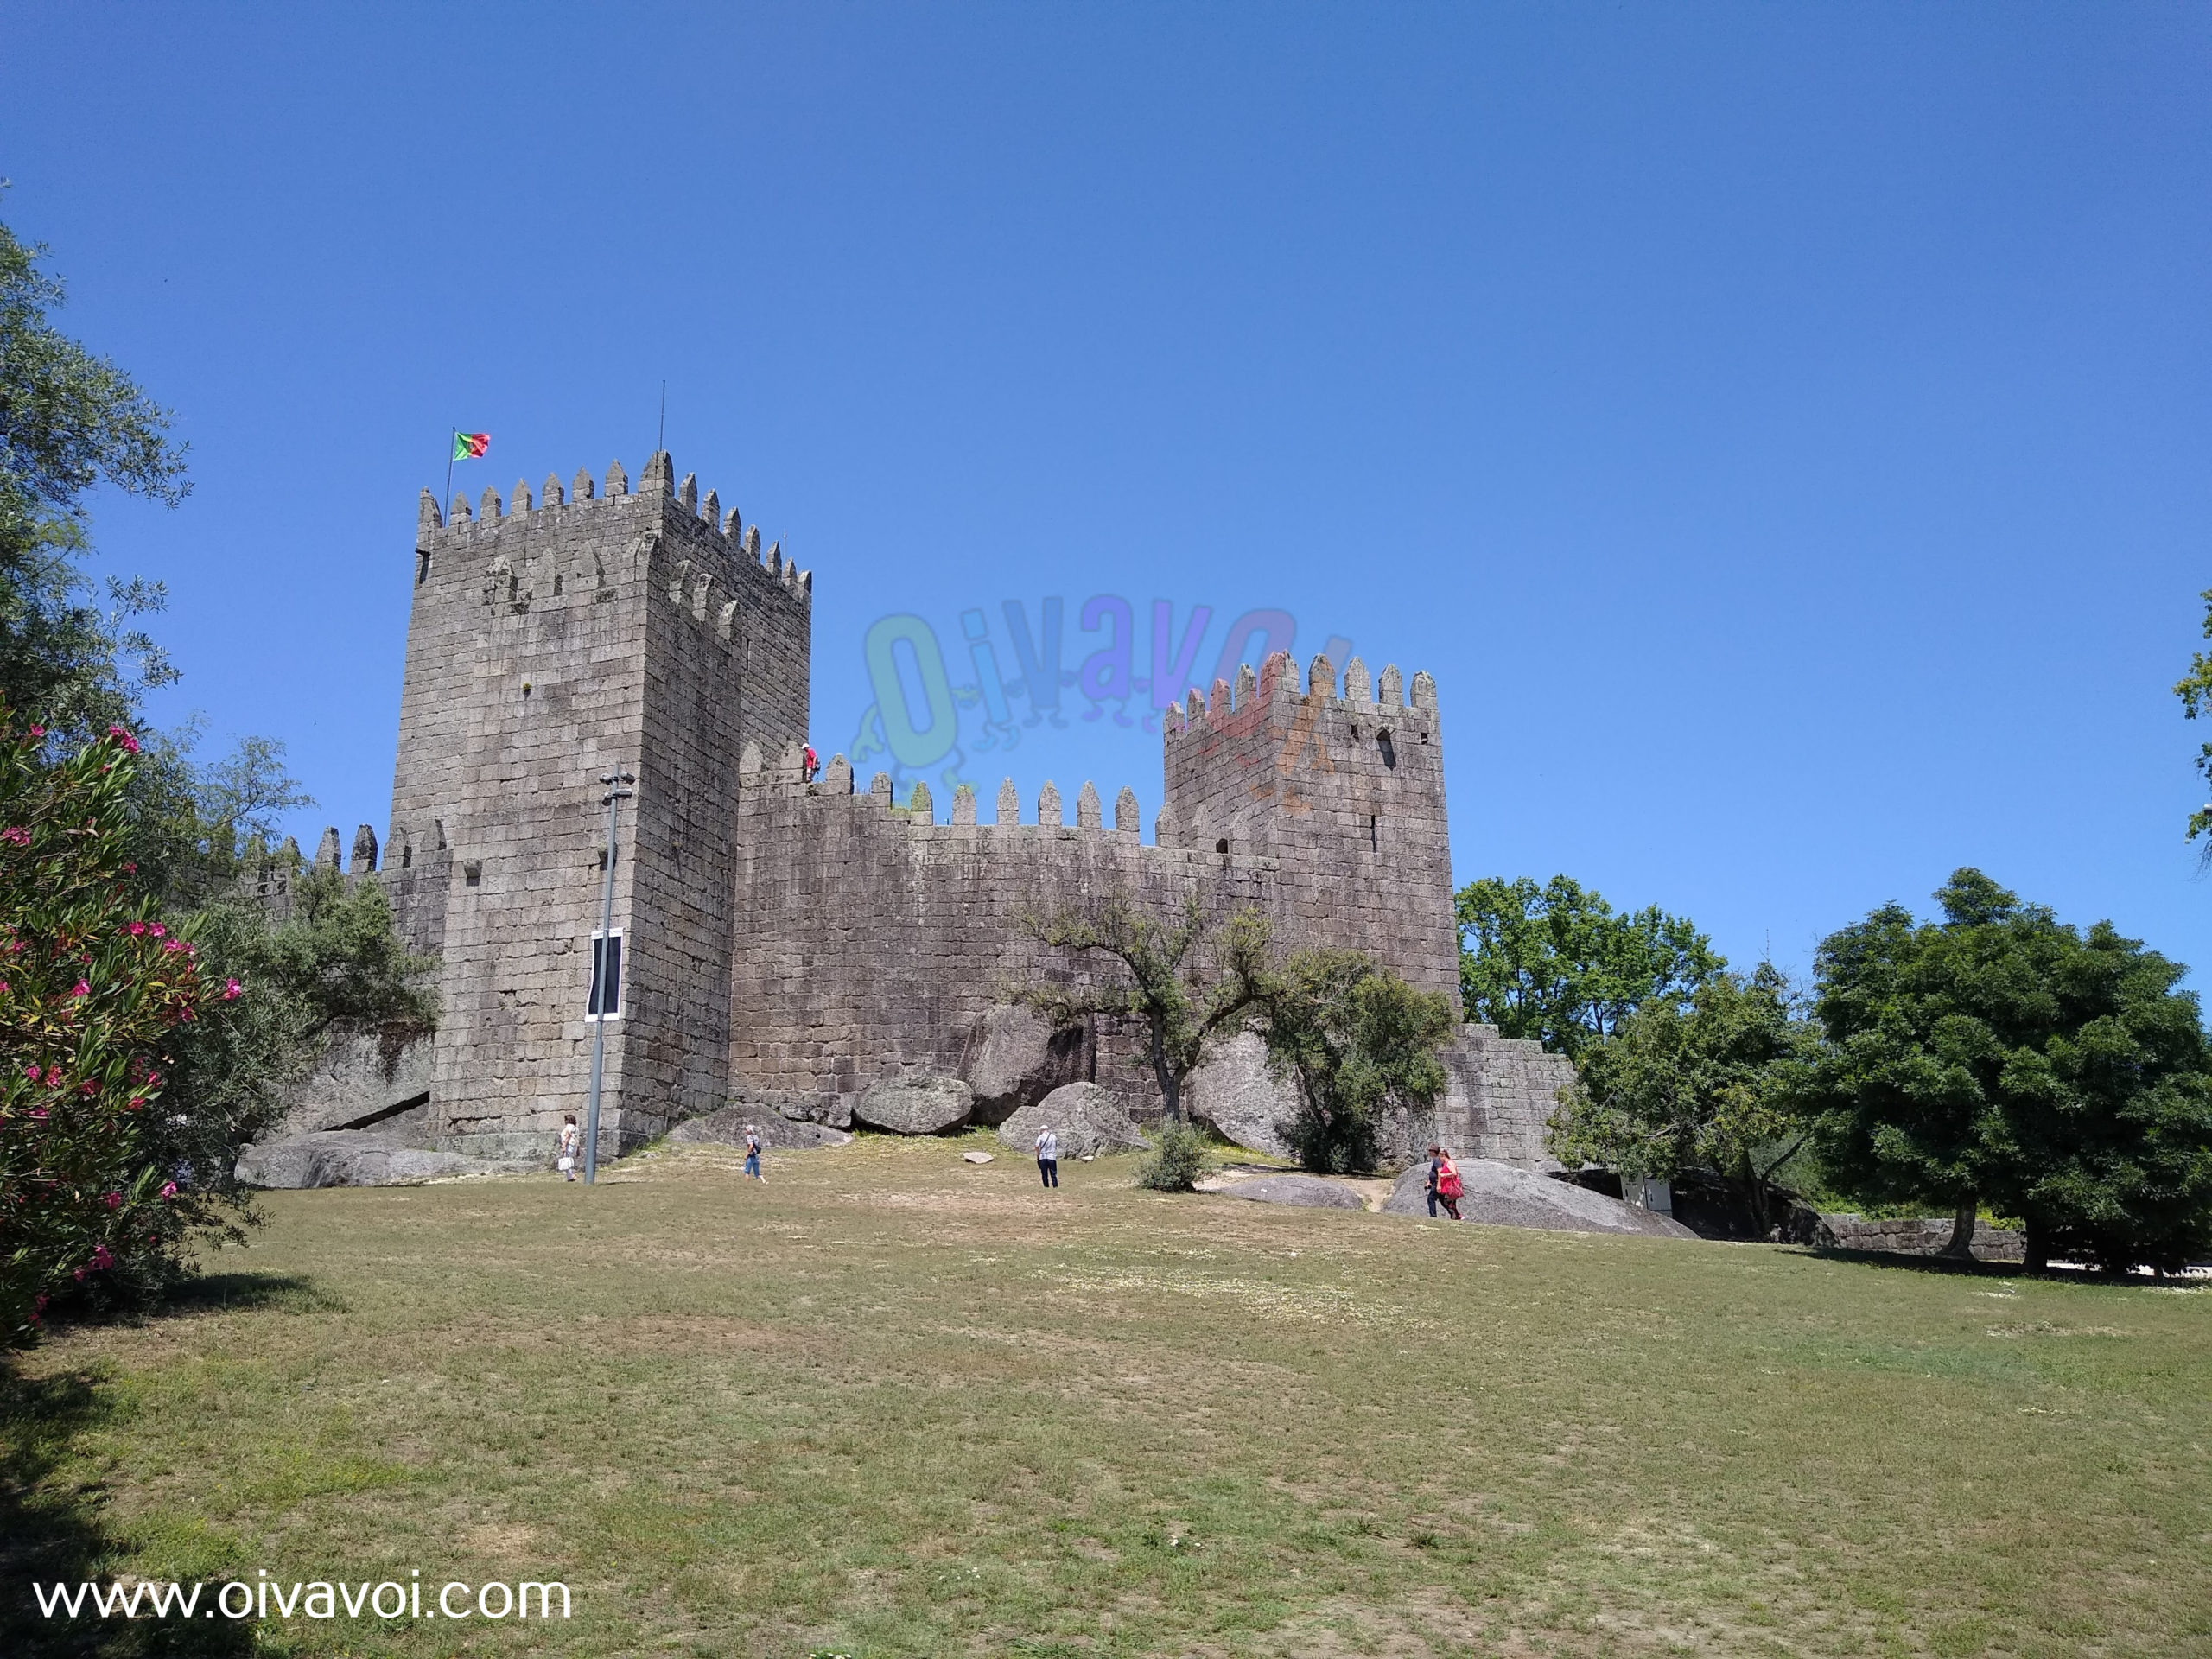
[389,452,810,1157]
[1161,651,1459,1004]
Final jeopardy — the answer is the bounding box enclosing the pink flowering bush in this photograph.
[0,711,207,1342]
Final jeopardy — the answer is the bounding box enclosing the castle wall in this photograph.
[728,762,1275,1111]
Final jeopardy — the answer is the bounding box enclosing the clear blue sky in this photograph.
[4,3,2209,982]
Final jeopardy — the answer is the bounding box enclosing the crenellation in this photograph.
[721,504,742,537]
[996,778,1020,824]
[450,493,472,523]
[1077,781,1102,830]
[543,473,565,508]
[1411,670,1437,711]
[701,487,718,526]
[870,772,893,801]
[419,489,442,535]
[908,780,934,821]
[1039,780,1064,827]
[480,485,502,519]
[952,784,977,826]
[512,479,533,515]
[1115,785,1139,835]
[1308,653,1334,701]
[572,467,596,501]
[607,458,628,496]
[1379,664,1403,706]
[1345,655,1371,703]
[677,470,698,513]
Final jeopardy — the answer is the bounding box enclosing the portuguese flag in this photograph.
[451,430,490,461]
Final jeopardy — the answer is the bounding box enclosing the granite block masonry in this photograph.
[323,451,1573,1165]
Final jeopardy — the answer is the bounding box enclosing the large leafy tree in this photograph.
[1248,949,1457,1174]
[0,203,188,742]
[1456,874,1723,1059]
[1016,896,1272,1126]
[1548,963,1817,1232]
[1801,869,2212,1273]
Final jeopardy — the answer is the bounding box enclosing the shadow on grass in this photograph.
[0,1367,251,1658]
[155,1270,341,1319]
[1791,1246,2185,1286]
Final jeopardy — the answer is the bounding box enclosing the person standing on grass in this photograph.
[1035,1124,1059,1189]
[1434,1147,1465,1221]
[556,1115,582,1182]
[743,1126,765,1182]
[1424,1145,1445,1217]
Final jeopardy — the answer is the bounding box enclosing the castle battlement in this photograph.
[1161,649,1438,748]
[415,452,812,609]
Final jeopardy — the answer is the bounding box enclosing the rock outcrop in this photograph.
[666,1105,853,1150]
[1186,1031,1299,1159]
[963,1003,1087,1125]
[1384,1160,1694,1236]
[853,1075,975,1135]
[1219,1173,1366,1210]
[236,1129,513,1189]
[997,1081,1148,1159]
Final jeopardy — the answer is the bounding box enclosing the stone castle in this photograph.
[274,451,1573,1168]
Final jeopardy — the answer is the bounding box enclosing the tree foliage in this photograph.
[1800,869,2212,1273]
[1456,874,1722,1060]
[0,203,189,742]
[1248,949,1456,1174]
[1015,896,1272,1126]
[0,718,213,1340]
[1548,963,1816,1230]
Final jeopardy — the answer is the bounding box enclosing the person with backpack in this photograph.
[1034,1124,1059,1189]
[742,1125,765,1182]
[1433,1147,1465,1221]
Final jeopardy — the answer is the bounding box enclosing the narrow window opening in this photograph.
[415,550,432,587]
[551,572,563,596]
[1369,814,1377,852]
[462,859,482,887]
[1215,838,1230,856]
[400,844,412,869]
[587,930,625,1021]
[1377,730,1397,769]
[507,573,519,605]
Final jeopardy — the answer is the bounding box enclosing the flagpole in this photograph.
[444,428,456,512]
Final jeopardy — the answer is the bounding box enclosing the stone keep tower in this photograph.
[390,453,810,1157]
[1161,653,1459,1006]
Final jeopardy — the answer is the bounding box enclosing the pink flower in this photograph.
[149,925,164,939]
[162,939,185,954]
[89,1244,115,1270]
[103,1192,122,1209]
[71,980,89,997]
[28,726,45,739]
[0,827,29,848]
[0,982,9,995]
[29,1107,47,1122]
[23,1065,39,1083]
[221,978,242,1001]
[105,725,140,755]
[159,1180,177,1200]
[121,861,136,874]
[127,922,146,937]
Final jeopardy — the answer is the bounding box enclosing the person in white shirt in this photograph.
[556,1116,582,1182]
[1034,1125,1059,1189]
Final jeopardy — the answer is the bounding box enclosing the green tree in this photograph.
[0,717,209,1341]
[1800,868,2212,1273]
[1456,874,1723,1059]
[1248,950,1457,1174]
[1015,896,1272,1133]
[0,203,188,742]
[1548,963,1817,1232]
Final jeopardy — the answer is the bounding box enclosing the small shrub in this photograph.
[1136,1121,1213,1192]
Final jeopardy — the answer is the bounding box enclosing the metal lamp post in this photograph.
[584,768,636,1185]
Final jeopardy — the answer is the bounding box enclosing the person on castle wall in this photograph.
[556,1116,582,1182]
[1035,1124,1059,1190]
[743,1126,766,1182]
[802,744,819,784]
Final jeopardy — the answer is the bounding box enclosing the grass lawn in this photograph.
[6,1134,2210,1658]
